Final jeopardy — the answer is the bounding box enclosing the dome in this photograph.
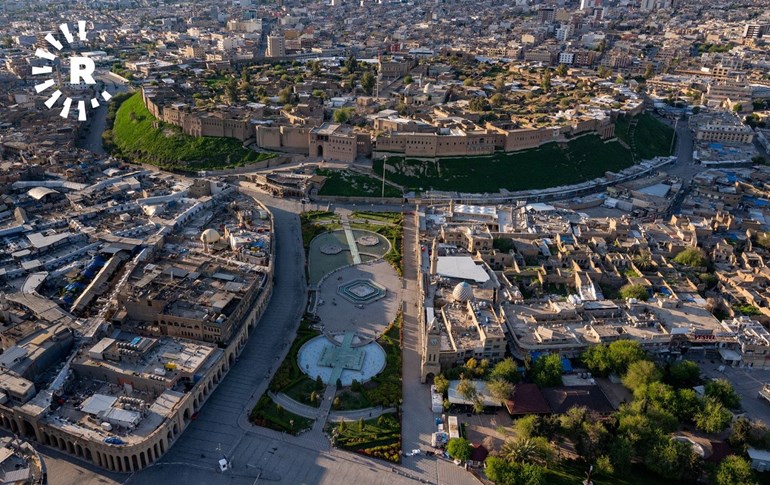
[452,282,474,302]
[200,229,221,244]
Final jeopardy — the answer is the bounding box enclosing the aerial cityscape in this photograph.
[1,0,770,484]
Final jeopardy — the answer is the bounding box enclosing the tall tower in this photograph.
[266,34,285,58]
[420,308,442,383]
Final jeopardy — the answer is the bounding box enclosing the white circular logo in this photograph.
[33,21,112,121]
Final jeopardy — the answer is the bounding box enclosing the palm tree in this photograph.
[633,250,653,271]
[500,437,554,466]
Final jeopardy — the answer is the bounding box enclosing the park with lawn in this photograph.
[366,112,674,195]
[317,169,402,198]
[248,316,323,434]
[615,112,676,162]
[331,412,402,463]
[373,134,633,194]
[106,92,275,171]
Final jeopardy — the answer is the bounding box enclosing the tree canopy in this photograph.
[622,360,662,392]
[695,398,733,434]
[673,247,708,267]
[619,283,649,301]
[447,437,473,462]
[705,378,740,409]
[485,457,544,485]
[667,360,701,387]
[714,455,757,485]
[582,339,646,376]
[490,358,521,384]
[530,353,563,387]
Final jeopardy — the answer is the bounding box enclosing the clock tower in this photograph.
[420,306,441,383]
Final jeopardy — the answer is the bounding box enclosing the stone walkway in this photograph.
[269,391,397,423]
[340,214,362,264]
[312,385,338,432]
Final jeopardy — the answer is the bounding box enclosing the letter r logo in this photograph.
[70,56,96,85]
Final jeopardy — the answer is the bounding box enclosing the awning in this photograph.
[718,348,742,362]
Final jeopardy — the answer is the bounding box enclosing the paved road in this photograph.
[399,213,478,485]
[77,77,128,155]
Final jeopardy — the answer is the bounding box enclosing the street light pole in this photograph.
[381,157,387,198]
[669,117,679,156]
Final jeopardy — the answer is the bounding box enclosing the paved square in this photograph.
[316,261,402,339]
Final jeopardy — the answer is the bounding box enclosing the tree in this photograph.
[488,378,515,403]
[733,103,743,112]
[456,377,478,403]
[530,353,562,388]
[226,78,238,103]
[403,74,413,85]
[633,250,654,271]
[729,416,752,453]
[540,69,552,92]
[278,87,293,105]
[622,360,662,392]
[490,93,504,108]
[715,455,756,485]
[668,360,701,387]
[463,77,474,87]
[469,96,491,112]
[490,358,521,384]
[501,437,554,466]
[705,378,740,408]
[644,64,655,79]
[494,77,507,92]
[556,64,567,77]
[361,71,376,95]
[447,437,473,462]
[582,345,612,375]
[608,340,646,375]
[644,437,702,482]
[333,108,352,124]
[433,374,449,394]
[344,54,357,72]
[598,65,611,79]
[695,397,733,434]
[672,388,704,421]
[619,283,649,301]
[485,457,545,485]
[466,357,479,370]
[673,248,708,267]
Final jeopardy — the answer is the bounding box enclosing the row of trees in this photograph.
[481,340,762,484]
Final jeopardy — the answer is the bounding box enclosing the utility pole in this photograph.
[669,117,679,156]
[381,157,387,198]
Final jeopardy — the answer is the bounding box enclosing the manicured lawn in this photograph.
[373,134,633,193]
[317,169,402,197]
[616,112,675,161]
[249,395,313,435]
[332,412,401,463]
[349,212,403,276]
[363,313,402,408]
[351,211,403,225]
[633,113,675,160]
[110,92,275,170]
[300,211,339,248]
[544,460,673,485]
[333,389,372,411]
[267,320,324,407]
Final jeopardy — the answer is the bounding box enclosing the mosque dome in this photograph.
[200,228,221,244]
[452,282,474,302]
